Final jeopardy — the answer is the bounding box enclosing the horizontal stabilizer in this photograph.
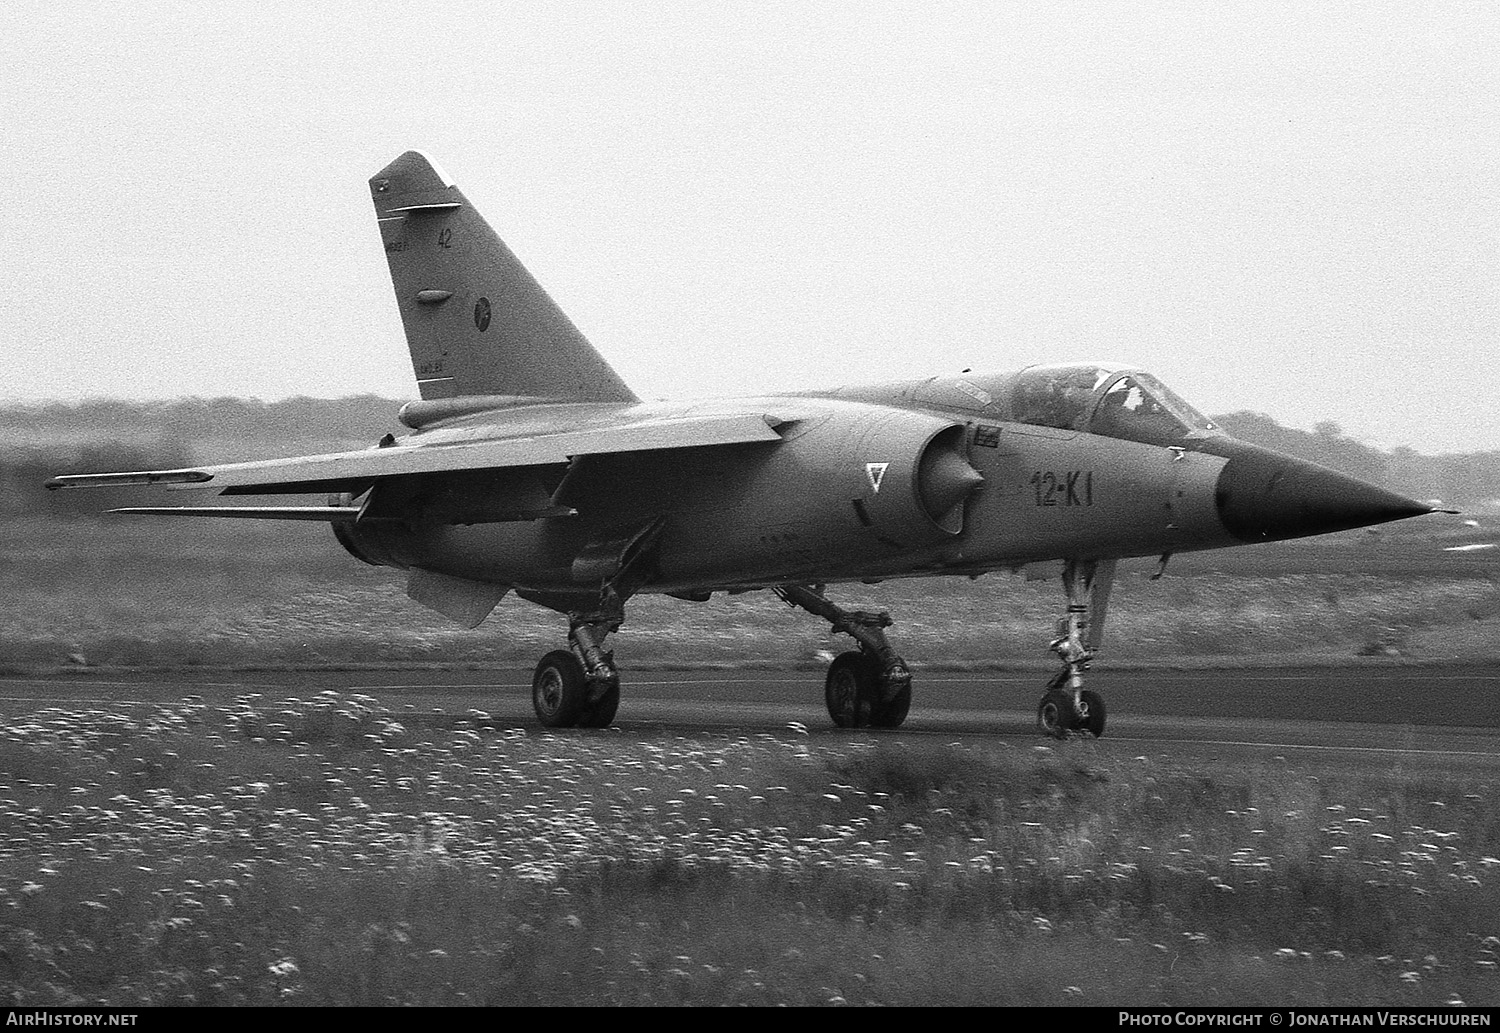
[110,506,361,521]
[50,411,786,496]
[384,201,462,214]
[52,470,212,488]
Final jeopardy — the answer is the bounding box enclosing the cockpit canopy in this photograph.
[1008,364,1220,447]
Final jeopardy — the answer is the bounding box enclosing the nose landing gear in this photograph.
[1037,558,1115,740]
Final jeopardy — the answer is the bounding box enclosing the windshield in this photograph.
[1008,364,1220,445]
[1090,373,1218,445]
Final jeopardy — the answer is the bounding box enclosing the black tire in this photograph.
[1076,688,1106,738]
[869,681,912,729]
[578,678,621,728]
[532,650,588,728]
[825,651,875,728]
[1037,691,1076,740]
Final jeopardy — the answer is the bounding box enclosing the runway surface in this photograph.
[3,663,1498,773]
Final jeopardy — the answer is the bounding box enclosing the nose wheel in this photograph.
[1037,684,1106,739]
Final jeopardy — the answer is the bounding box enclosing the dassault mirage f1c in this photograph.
[48,151,1438,737]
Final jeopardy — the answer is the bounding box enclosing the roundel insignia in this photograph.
[474,297,492,331]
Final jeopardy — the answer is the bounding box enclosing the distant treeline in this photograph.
[1214,412,1499,507]
[0,396,404,516]
[0,397,1495,516]
[1,395,402,444]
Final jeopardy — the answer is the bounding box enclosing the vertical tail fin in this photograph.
[370,151,638,404]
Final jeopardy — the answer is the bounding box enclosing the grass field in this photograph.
[4,514,1500,1005]
[2,516,1499,672]
[0,694,1496,1006]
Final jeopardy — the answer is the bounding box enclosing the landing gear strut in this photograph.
[775,584,912,729]
[1037,558,1115,740]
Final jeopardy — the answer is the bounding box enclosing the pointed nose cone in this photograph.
[1214,444,1431,543]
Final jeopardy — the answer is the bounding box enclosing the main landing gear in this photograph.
[1036,558,1116,740]
[530,602,623,729]
[775,584,912,729]
[529,578,914,731]
[528,519,668,729]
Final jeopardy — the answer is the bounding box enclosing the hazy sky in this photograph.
[3,2,1495,452]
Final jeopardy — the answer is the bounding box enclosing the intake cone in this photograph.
[918,445,985,524]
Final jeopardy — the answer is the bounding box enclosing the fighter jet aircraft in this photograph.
[48,151,1437,737]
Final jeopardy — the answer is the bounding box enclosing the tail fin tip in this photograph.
[371,150,456,200]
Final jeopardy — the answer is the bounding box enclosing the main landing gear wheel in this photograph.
[824,651,911,730]
[872,679,912,730]
[775,586,913,730]
[532,650,589,728]
[578,673,621,728]
[825,651,873,728]
[532,649,621,729]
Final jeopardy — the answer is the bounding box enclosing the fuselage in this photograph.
[336,365,1429,598]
